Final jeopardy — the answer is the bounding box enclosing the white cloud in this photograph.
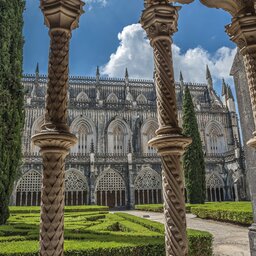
[85,0,107,8]
[101,23,237,85]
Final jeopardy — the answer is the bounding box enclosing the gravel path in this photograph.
[120,210,250,256]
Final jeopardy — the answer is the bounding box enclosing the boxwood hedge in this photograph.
[0,206,213,256]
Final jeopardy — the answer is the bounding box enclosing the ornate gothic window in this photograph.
[107,119,130,154]
[95,169,126,208]
[65,170,88,205]
[134,167,162,204]
[70,118,95,154]
[205,122,226,154]
[113,125,125,154]
[16,171,42,206]
[141,119,158,154]
[31,116,44,154]
[77,124,88,154]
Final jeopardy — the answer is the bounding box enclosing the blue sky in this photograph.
[23,0,236,91]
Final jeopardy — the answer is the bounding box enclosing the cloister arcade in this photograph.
[26,0,256,255]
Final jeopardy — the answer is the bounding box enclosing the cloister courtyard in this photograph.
[2,0,256,256]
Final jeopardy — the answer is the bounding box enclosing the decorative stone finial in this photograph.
[40,0,85,30]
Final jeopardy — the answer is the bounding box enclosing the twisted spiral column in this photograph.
[32,1,84,255]
[141,3,191,256]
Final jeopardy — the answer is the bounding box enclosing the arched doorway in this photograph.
[134,167,162,204]
[64,169,88,206]
[95,168,126,208]
[16,170,42,206]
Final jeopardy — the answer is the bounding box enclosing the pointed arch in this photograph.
[76,91,90,102]
[136,93,147,104]
[107,117,131,154]
[70,117,96,154]
[95,168,126,208]
[16,170,42,206]
[141,118,158,154]
[134,167,162,204]
[31,115,44,153]
[205,121,227,154]
[107,92,118,103]
[65,169,89,205]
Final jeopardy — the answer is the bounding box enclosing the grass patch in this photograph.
[0,206,212,256]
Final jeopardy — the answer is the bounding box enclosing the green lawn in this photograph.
[135,202,253,225]
[0,206,213,256]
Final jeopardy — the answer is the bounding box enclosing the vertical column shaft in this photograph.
[32,1,84,255]
[141,3,191,256]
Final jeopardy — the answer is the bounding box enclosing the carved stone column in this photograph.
[141,2,192,255]
[227,15,256,255]
[200,1,256,254]
[32,1,84,255]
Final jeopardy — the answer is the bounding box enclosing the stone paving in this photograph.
[121,210,250,256]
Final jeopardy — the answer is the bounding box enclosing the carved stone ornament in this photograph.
[32,1,84,255]
[141,2,192,256]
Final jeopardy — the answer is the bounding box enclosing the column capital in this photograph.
[141,3,180,42]
[226,14,256,55]
[40,0,84,31]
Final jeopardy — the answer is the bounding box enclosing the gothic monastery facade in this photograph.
[12,66,246,208]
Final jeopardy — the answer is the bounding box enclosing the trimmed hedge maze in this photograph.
[0,206,213,256]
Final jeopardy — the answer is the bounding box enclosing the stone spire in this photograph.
[227,86,234,101]
[180,71,184,92]
[206,65,213,90]
[96,66,100,84]
[125,67,129,86]
[31,63,39,97]
[221,78,227,96]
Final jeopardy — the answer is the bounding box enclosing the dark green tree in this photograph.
[182,86,205,204]
[0,0,25,224]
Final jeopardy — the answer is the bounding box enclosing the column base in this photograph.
[249,224,256,255]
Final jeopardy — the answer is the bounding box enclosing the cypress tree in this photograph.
[182,86,205,204]
[0,0,25,224]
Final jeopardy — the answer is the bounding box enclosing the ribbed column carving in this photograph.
[141,3,191,256]
[32,1,84,255]
[40,151,66,256]
[242,51,256,136]
[43,30,71,132]
[225,14,256,147]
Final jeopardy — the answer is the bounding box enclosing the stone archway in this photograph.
[16,170,42,206]
[65,169,89,206]
[134,167,162,204]
[95,168,126,208]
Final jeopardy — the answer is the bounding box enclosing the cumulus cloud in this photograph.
[101,23,236,85]
[85,0,107,8]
